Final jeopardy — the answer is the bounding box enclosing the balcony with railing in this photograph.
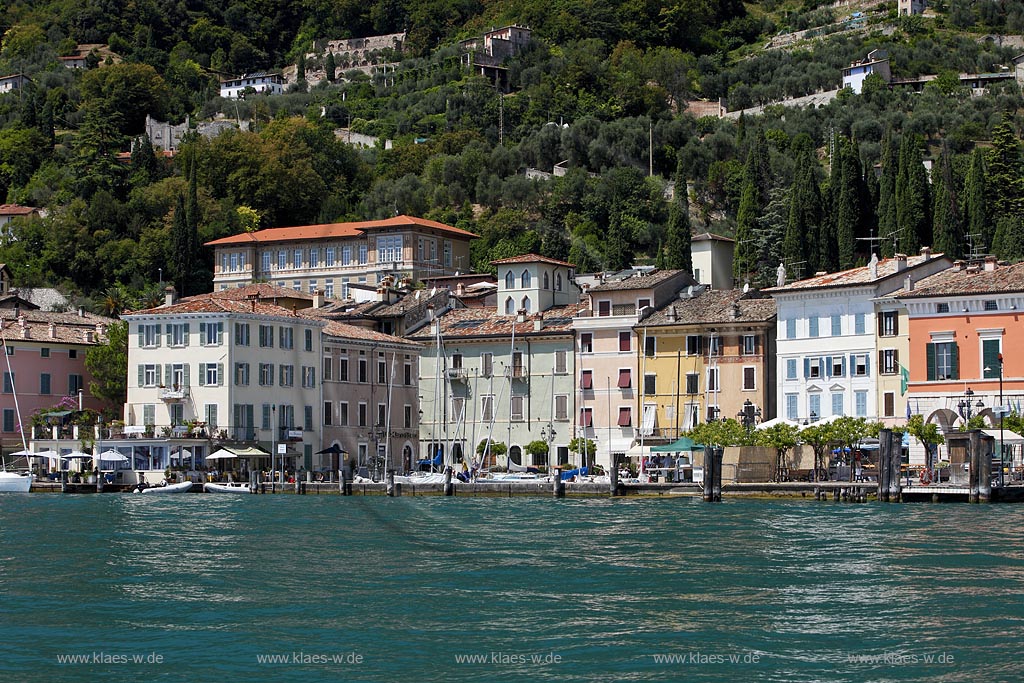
[505,366,528,380]
[446,367,468,381]
[159,386,189,402]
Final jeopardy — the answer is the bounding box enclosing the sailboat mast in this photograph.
[1,327,27,453]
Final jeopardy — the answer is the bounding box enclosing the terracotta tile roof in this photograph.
[0,309,114,345]
[692,232,734,243]
[204,215,478,247]
[409,304,586,340]
[128,297,302,317]
[643,289,776,326]
[490,253,575,267]
[588,269,686,292]
[765,254,943,292]
[894,260,1024,298]
[0,204,38,216]
[321,319,420,346]
[207,283,314,302]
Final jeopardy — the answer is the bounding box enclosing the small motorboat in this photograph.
[204,481,253,494]
[0,470,34,493]
[133,480,193,494]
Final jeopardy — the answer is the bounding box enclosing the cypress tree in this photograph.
[877,129,899,257]
[962,147,989,254]
[992,215,1024,260]
[895,134,931,254]
[733,149,761,284]
[931,142,964,259]
[665,178,693,273]
[170,148,201,296]
[784,147,822,278]
[605,214,631,271]
[987,115,1024,222]
[833,138,863,270]
[325,52,336,82]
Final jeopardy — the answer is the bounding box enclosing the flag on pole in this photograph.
[900,365,909,396]
[906,400,912,420]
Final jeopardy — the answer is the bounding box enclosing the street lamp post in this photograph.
[707,406,721,423]
[737,399,761,433]
[541,422,556,470]
[958,387,984,423]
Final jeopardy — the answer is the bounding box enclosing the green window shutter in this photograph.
[926,343,936,381]
[199,363,206,386]
[138,365,144,387]
[183,364,190,388]
[951,342,959,380]
[217,362,224,386]
[217,323,224,345]
[156,324,162,343]
[982,340,1000,378]
[165,326,172,346]
[164,365,172,387]
[199,322,206,343]
[138,326,144,347]
[184,323,190,346]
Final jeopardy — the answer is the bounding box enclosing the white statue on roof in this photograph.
[776,263,786,287]
[868,252,879,279]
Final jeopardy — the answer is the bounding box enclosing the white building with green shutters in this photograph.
[122,285,325,470]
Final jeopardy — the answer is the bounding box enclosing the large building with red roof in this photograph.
[205,215,477,298]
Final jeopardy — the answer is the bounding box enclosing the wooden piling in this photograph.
[969,430,981,504]
[443,466,454,496]
[888,430,902,502]
[712,447,723,502]
[609,455,620,497]
[878,428,891,502]
[553,469,565,498]
[978,432,992,504]
[702,446,714,502]
[386,470,396,497]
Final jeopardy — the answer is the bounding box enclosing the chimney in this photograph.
[953,260,965,272]
[729,301,740,320]
[533,313,544,332]
[517,309,527,324]
[83,330,93,343]
[19,318,27,339]
[96,322,105,337]
[17,315,25,328]
[77,306,84,317]
[667,305,676,322]
[456,282,465,296]
[895,254,908,272]
[984,255,998,272]
[48,322,56,339]
[426,304,435,322]
[164,285,177,307]
[920,246,932,259]
[904,275,913,292]
[313,290,324,309]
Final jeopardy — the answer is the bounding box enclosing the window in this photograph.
[302,366,316,388]
[685,373,699,394]
[879,311,898,337]
[706,368,718,392]
[644,336,656,358]
[520,270,530,288]
[927,342,959,381]
[854,313,866,335]
[229,253,238,272]
[323,357,333,381]
[140,324,161,348]
[555,350,567,374]
[342,246,352,265]
[405,405,412,428]
[310,248,319,268]
[278,250,286,270]
[377,235,403,263]
[68,374,84,395]
[936,302,949,313]
[618,369,632,389]
[708,336,722,356]
[580,370,593,390]
[481,353,493,378]
[326,247,336,267]
[555,395,568,421]
[235,323,250,346]
[405,362,413,385]
[505,297,515,315]
[69,350,78,360]
[618,407,632,427]
[292,249,302,269]
[358,244,368,264]
[339,356,349,382]
[262,251,272,272]
[324,401,333,426]
[3,409,13,432]
[809,317,819,337]
[358,403,367,427]
[742,335,756,355]
[579,408,593,427]
[580,334,593,354]
[511,396,524,421]
[520,296,531,313]
[259,325,274,348]
[743,366,756,391]
[279,365,295,387]
[984,300,998,311]
[831,392,844,416]
[786,359,797,380]
[325,280,334,298]
[686,335,703,356]
[168,323,189,347]
[339,402,348,426]
[304,405,313,432]
[831,314,841,336]
[201,322,223,346]
[619,331,631,352]
[786,319,796,339]
[259,363,274,386]
[377,358,386,384]
[205,404,218,430]
[597,300,611,316]
[644,373,657,395]
[853,354,869,377]
[556,273,562,291]
[200,363,221,386]
[279,327,294,350]
[855,391,868,417]
[982,339,1002,379]
[880,349,898,375]
[543,271,549,289]
[505,271,515,289]
[235,363,250,386]
[41,348,49,358]
[830,356,844,378]
[40,373,50,394]
[142,364,158,387]
[481,395,494,422]
[883,392,895,417]
[785,394,798,421]
[304,329,313,352]
[451,397,465,423]
[809,394,821,420]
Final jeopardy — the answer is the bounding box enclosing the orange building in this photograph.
[894,257,1024,462]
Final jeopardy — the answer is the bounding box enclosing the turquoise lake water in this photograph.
[1,493,1022,682]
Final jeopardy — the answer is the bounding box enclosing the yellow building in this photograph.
[636,287,776,441]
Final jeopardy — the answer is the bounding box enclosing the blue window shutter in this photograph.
[825,356,832,377]
[804,358,810,378]
[217,363,224,386]
[865,354,870,376]
[840,356,846,377]
[818,358,824,377]
[199,322,206,342]
[217,323,224,345]
[184,323,189,346]
[199,363,206,386]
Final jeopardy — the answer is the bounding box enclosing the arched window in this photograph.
[508,445,522,466]
[521,269,531,288]
[521,296,531,313]
[555,273,562,291]
[505,297,515,314]
[505,270,515,289]
[543,271,550,289]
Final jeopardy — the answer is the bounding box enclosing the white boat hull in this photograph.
[135,481,193,494]
[0,471,33,493]
[204,482,253,494]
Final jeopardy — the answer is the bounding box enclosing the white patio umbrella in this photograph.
[25,450,65,463]
[756,417,800,431]
[206,449,238,461]
[64,450,94,460]
[98,449,129,464]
